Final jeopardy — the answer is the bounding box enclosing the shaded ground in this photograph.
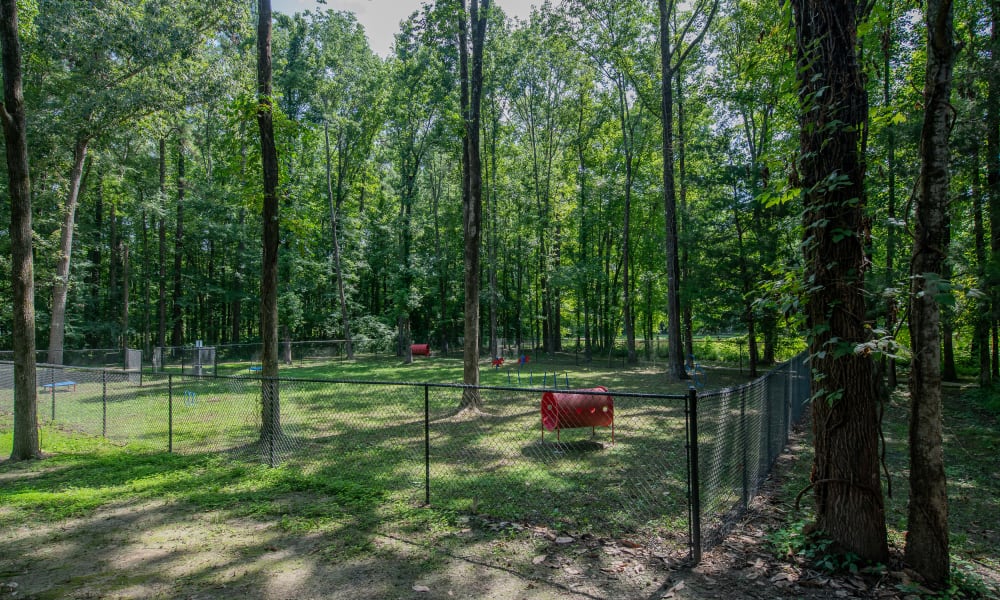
[1,385,997,600]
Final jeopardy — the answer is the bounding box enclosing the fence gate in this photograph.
[126,348,142,385]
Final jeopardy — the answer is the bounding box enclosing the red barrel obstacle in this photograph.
[410,343,431,356]
[540,386,614,443]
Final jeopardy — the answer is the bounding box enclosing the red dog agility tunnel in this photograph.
[410,343,431,356]
[540,386,614,443]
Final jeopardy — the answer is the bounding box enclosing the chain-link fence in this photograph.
[0,348,135,368]
[152,339,397,376]
[692,352,810,557]
[0,351,810,561]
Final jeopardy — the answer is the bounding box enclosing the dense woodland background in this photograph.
[0,0,991,381]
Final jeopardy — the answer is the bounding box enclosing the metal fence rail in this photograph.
[0,352,810,561]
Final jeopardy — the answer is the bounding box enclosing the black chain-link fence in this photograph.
[0,352,810,561]
[0,348,134,368]
[693,352,810,556]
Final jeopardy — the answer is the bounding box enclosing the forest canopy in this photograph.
[0,0,986,385]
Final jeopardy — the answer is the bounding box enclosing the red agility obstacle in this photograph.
[410,343,431,356]
[540,386,614,443]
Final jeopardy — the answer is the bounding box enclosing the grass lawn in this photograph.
[2,371,996,598]
[3,353,996,598]
[4,354,719,546]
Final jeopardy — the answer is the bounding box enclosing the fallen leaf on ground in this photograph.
[412,584,430,592]
[532,555,547,565]
[555,536,575,544]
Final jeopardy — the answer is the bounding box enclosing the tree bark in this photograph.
[940,211,957,383]
[48,137,89,365]
[1,0,40,460]
[258,0,282,447]
[658,0,687,381]
[325,122,353,358]
[232,142,248,345]
[973,146,991,387]
[121,243,130,352]
[990,0,1000,380]
[86,168,103,348]
[905,0,953,586]
[676,62,695,364]
[171,137,185,349]
[791,0,889,563]
[460,0,490,409]
[882,3,900,389]
[141,208,151,355]
[616,77,638,365]
[732,190,758,379]
[157,138,168,351]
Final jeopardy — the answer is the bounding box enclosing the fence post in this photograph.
[168,375,174,453]
[424,384,430,506]
[766,378,773,466]
[686,386,702,564]
[740,386,749,509]
[102,370,107,438]
[50,366,56,421]
[785,363,793,439]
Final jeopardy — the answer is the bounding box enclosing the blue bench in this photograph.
[248,365,262,373]
[41,380,77,392]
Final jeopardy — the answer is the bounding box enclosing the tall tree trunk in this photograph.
[157,139,167,351]
[206,240,216,343]
[171,138,185,349]
[617,79,638,365]
[141,209,151,355]
[2,0,40,460]
[86,168,103,348]
[575,89,593,363]
[121,243,129,352]
[882,1,900,389]
[488,170,498,360]
[325,122,352,358]
[553,224,562,352]
[791,0,889,563]
[658,1,686,381]
[232,142,248,344]
[676,61,694,363]
[397,174,414,364]
[109,194,119,343]
[941,210,957,382]
[258,0,282,447]
[231,209,246,345]
[905,0,953,586]
[732,196,758,379]
[433,164,450,355]
[48,137,89,365]
[990,0,1000,381]
[460,0,490,408]
[973,147,991,386]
